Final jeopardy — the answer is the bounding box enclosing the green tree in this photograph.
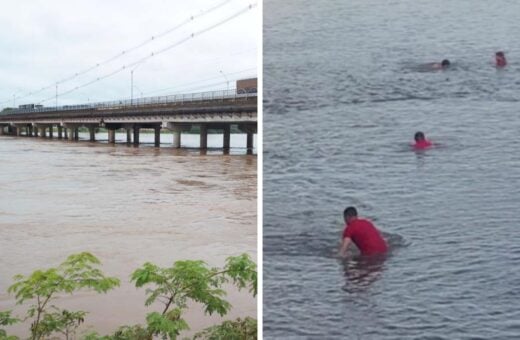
[7,252,119,340]
[0,310,20,340]
[87,254,257,340]
[193,317,257,340]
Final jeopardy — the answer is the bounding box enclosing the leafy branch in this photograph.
[6,252,119,340]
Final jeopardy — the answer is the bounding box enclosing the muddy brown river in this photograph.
[0,134,257,338]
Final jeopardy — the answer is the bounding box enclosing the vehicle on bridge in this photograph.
[236,78,257,94]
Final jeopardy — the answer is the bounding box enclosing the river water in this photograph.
[0,134,256,337]
[264,0,520,339]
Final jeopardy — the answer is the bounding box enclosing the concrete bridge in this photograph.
[0,89,257,153]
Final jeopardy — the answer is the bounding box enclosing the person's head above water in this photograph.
[413,131,433,149]
[495,51,507,67]
[414,131,426,142]
[441,59,450,68]
[343,206,358,223]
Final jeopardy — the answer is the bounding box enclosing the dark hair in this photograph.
[414,131,425,142]
[344,206,358,219]
[496,51,505,57]
[441,59,450,67]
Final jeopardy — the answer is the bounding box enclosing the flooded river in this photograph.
[0,134,257,337]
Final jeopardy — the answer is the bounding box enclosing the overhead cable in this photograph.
[0,0,235,106]
[36,3,257,104]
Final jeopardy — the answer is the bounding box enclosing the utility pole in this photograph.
[130,61,145,106]
[131,70,134,105]
[220,70,229,92]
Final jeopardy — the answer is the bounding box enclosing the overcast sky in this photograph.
[0,0,258,108]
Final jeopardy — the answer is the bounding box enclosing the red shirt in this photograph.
[343,218,388,255]
[413,140,432,150]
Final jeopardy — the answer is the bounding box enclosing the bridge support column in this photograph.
[246,132,254,154]
[154,127,161,147]
[199,124,208,149]
[0,126,4,135]
[49,126,53,138]
[16,127,22,137]
[133,126,140,146]
[57,126,62,139]
[108,129,116,144]
[68,128,74,141]
[63,128,68,139]
[173,131,181,148]
[166,124,191,148]
[126,129,132,144]
[40,127,46,138]
[74,128,79,141]
[238,124,256,155]
[89,127,96,142]
[223,125,231,151]
[33,126,38,137]
[27,126,32,137]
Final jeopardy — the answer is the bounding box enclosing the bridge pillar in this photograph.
[74,128,79,141]
[126,129,132,144]
[173,131,181,148]
[57,126,62,139]
[16,127,22,137]
[238,124,256,154]
[200,124,208,149]
[33,126,38,137]
[89,127,96,142]
[63,128,68,139]
[247,132,254,154]
[27,126,32,137]
[223,125,231,150]
[108,129,116,144]
[49,125,53,138]
[154,127,161,147]
[0,126,4,135]
[40,127,46,138]
[165,123,191,148]
[68,128,74,141]
[133,126,140,146]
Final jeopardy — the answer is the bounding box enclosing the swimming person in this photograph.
[495,51,507,68]
[430,59,450,70]
[338,207,388,257]
[415,59,450,72]
[413,131,432,150]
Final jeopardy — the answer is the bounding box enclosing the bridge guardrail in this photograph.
[1,88,257,115]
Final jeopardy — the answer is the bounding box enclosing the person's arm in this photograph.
[338,237,352,258]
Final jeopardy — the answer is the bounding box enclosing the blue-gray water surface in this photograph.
[264,1,520,339]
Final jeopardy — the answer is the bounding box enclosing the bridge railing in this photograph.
[3,88,257,115]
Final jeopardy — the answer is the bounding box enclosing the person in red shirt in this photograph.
[413,131,432,150]
[495,51,507,68]
[338,207,388,257]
